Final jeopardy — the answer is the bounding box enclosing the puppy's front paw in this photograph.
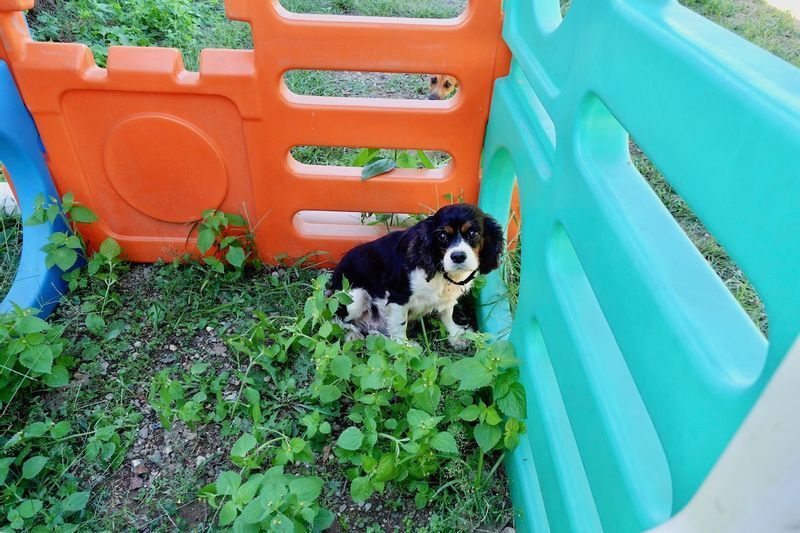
[448,328,474,349]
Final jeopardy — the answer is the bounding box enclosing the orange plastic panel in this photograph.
[0,0,510,263]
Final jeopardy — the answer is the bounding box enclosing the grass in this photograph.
[0,215,21,301]
[680,0,799,67]
[0,0,792,530]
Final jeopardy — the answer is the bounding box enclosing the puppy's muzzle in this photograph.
[427,94,441,100]
[450,251,467,264]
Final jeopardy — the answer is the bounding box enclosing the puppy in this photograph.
[331,204,504,348]
[427,75,458,100]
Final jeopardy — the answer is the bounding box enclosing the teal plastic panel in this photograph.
[477,1,800,532]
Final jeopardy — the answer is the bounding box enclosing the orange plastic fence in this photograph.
[0,0,513,264]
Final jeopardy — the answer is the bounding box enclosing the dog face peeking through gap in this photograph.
[428,75,458,100]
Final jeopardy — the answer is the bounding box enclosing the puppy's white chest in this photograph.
[407,269,470,318]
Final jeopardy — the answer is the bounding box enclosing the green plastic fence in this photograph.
[477,0,800,531]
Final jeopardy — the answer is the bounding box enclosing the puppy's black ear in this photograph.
[407,219,438,281]
[479,214,505,274]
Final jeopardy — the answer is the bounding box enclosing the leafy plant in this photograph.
[200,465,333,531]
[353,148,437,180]
[0,409,137,531]
[229,274,527,507]
[148,363,235,430]
[195,209,257,278]
[26,193,97,274]
[0,306,72,408]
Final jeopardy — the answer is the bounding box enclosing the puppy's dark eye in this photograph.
[431,76,438,84]
[436,231,448,244]
[444,81,452,89]
[467,229,479,240]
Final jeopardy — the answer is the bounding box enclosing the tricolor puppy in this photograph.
[427,74,458,100]
[331,205,504,348]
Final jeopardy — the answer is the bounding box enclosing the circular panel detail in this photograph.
[104,114,228,223]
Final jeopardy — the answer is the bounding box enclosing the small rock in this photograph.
[270,271,280,277]
[185,431,196,441]
[338,504,347,513]
[149,452,162,464]
[212,344,227,356]
[131,459,149,476]
[160,355,176,364]
[206,326,214,333]
[100,361,109,376]
[134,341,142,348]
[104,394,114,401]
[364,503,372,511]
[130,476,144,490]
[168,344,178,352]
[501,528,516,533]
[138,428,149,439]
[164,445,172,456]
[195,455,206,467]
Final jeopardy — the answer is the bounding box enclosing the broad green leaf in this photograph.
[69,205,98,223]
[336,426,364,451]
[484,405,503,426]
[497,382,527,419]
[314,508,335,530]
[50,421,71,439]
[361,158,397,180]
[64,235,83,249]
[22,456,48,479]
[374,453,396,482]
[16,315,48,334]
[219,500,238,526]
[62,192,75,211]
[451,358,494,391]
[85,313,106,336]
[350,476,373,502]
[0,457,15,485]
[406,409,430,429]
[19,345,53,374]
[236,474,263,505]
[239,498,268,524]
[473,423,502,452]
[458,404,482,422]
[24,422,49,439]
[44,365,69,387]
[197,228,216,254]
[429,431,459,454]
[318,384,342,404]
[99,237,121,259]
[226,246,246,268]
[231,433,257,458]
[204,256,225,273]
[319,421,331,434]
[16,499,43,519]
[331,355,351,379]
[51,246,78,271]
[318,321,333,338]
[289,476,323,502]
[94,425,116,441]
[62,491,90,513]
[216,470,242,496]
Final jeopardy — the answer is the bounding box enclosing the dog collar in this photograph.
[443,269,478,286]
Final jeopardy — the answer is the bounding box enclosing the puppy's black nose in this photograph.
[451,251,467,264]
[427,94,440,100]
